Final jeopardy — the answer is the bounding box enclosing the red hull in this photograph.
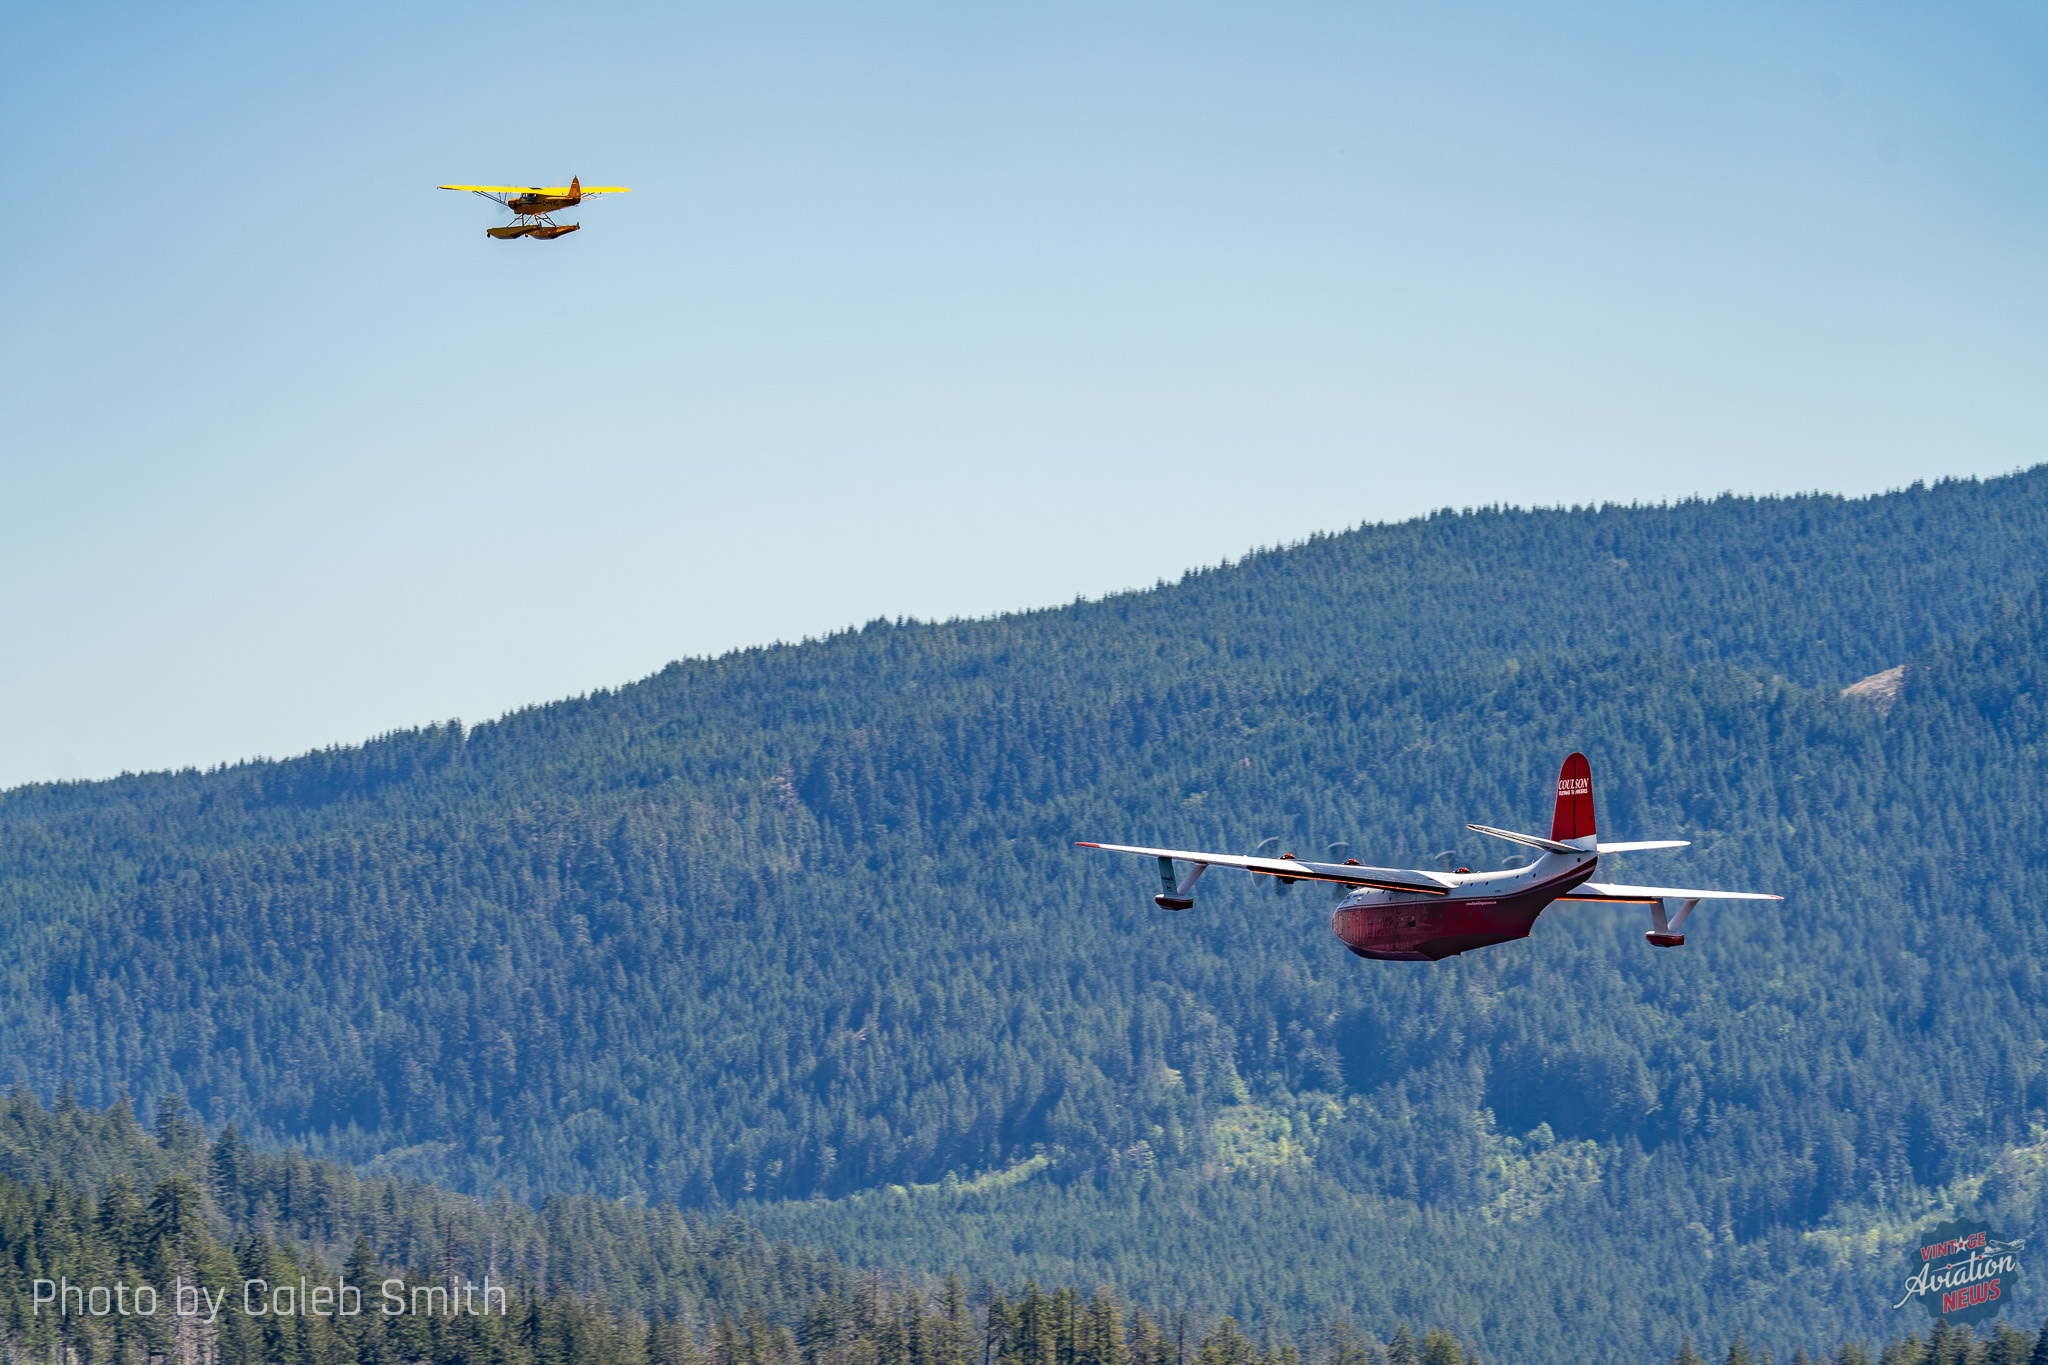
[1330,865,1595,961]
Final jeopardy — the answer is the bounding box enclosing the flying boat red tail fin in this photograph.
[1551,752,1596,844]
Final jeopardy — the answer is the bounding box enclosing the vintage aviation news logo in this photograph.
[1893,1219,2025,1326]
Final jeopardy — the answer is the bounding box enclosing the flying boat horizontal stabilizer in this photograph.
[1467,823,1690,856]
[1465,823,1578,855]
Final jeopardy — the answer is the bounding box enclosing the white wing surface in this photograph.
[1557,882,1783,904]
[1077,842,1454,896]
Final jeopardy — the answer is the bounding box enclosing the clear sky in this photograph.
[2,1,2043,789]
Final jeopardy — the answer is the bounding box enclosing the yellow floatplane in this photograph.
[438,176,631,240]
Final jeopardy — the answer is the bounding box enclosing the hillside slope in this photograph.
[5,471,2048,1361]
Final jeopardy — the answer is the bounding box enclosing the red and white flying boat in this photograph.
[1078,753,1781,960]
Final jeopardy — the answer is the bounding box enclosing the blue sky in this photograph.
[2,1,2043,787]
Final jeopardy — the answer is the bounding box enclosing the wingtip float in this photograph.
[439,175,632,241]
[1080,751,1782,961]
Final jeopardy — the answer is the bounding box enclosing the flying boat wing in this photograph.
[1556,882,1782,904]
[1076,842,1453,895]
[437,184,631,195]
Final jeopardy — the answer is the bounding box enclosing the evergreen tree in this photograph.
[1086,1288,1127,1365]
[94,1172,146,1264]
[1195,1319,1256,1365]
[1988,1325,2033,1365]
[148,1173,207,1257]
[152,1093,201,1156]
[1126,1309,1168,1365]
[937,1274,974,1365]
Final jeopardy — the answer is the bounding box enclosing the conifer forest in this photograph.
[7,471,2048,1362]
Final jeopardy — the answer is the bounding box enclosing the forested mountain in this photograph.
[5,470,2048,1362]
[0,1088,853,1341]
[0,1088,2036,1365]
[4,1087,1454,1365]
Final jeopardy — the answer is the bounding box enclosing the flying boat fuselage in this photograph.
[1331,856,1597,960]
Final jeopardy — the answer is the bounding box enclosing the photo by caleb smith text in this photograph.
[31,1276,510,1319]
